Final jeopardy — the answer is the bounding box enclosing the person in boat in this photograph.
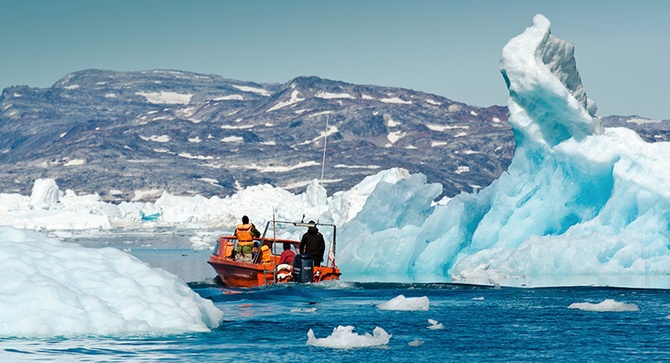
[278,242,296,265]
[234,215,260,258]
[276,243,295,282]
[300,220,325,266]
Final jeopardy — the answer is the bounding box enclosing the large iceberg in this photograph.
[0,227,223,337]
[337,14,670,286]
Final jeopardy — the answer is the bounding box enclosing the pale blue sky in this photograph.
[1,0,669,119]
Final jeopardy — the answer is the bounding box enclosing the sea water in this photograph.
[3,232,670,362]
[2,283,670,362]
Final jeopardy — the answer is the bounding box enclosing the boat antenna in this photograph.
[316,114,329,224]
[320,114,329,185]
[272,207,277,246]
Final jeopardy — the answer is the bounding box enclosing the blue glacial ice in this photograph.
[0,14,669,289]
[337,14,670,286]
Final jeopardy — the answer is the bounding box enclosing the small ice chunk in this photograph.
[427,319,445,330]
[290,307,317,313]
[408,339,424,346]
[568,299,639,312]
[377,295,429,311]
[306,325,391,348]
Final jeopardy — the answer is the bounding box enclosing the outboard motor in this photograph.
[291,254,314,283]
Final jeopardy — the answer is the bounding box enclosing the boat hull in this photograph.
[208,259,277,287]
[208,236,341,288]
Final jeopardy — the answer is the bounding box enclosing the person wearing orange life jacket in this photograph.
[234,215,260,257]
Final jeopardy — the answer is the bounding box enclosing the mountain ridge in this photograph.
[0,69,667,202]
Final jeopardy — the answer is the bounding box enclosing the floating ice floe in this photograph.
[290,307,317,313]
[408,339,424,346]
[568,299,639,312]
[427,319,445,330]
[306,325,391,348]
[377,294,430,311]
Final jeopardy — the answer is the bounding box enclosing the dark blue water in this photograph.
[3,283,670,362]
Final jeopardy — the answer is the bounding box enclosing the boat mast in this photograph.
[315,114,329,223]
[319,114,329,185]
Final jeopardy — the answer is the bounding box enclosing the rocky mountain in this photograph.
[0,69,667,202]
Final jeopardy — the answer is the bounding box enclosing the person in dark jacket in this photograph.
[300,220,325,266]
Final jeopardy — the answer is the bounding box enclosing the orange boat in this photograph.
[208,220,341,288]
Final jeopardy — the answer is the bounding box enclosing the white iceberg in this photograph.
[0,227,223,337]
[306,325,391,348]
[377,295,430,311]
[427,319,445,330]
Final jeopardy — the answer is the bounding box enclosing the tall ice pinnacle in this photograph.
[338,14,670,288]
[499,14,600,147]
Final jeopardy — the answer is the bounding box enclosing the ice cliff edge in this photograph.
[500,14,600,147]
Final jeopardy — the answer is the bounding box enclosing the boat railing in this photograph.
[262,220,338,268]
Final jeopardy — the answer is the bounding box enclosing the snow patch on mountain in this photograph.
[232,85,271,96]
[381,96,412,105]
[267,90,305,112]
[178,153,214,160]
[140,135,171,143]
[243,161,320,173]
[626,117,660,125]
[386,131,406,146]
[63,159,86,166]
[221,136,243,143]
[214,95,244,101]
[334,164,381,170]
[316,91,355,99]
[136,91,193,105]
[220,124,254,130]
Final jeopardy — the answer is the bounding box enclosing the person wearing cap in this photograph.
[299,220,325,266]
